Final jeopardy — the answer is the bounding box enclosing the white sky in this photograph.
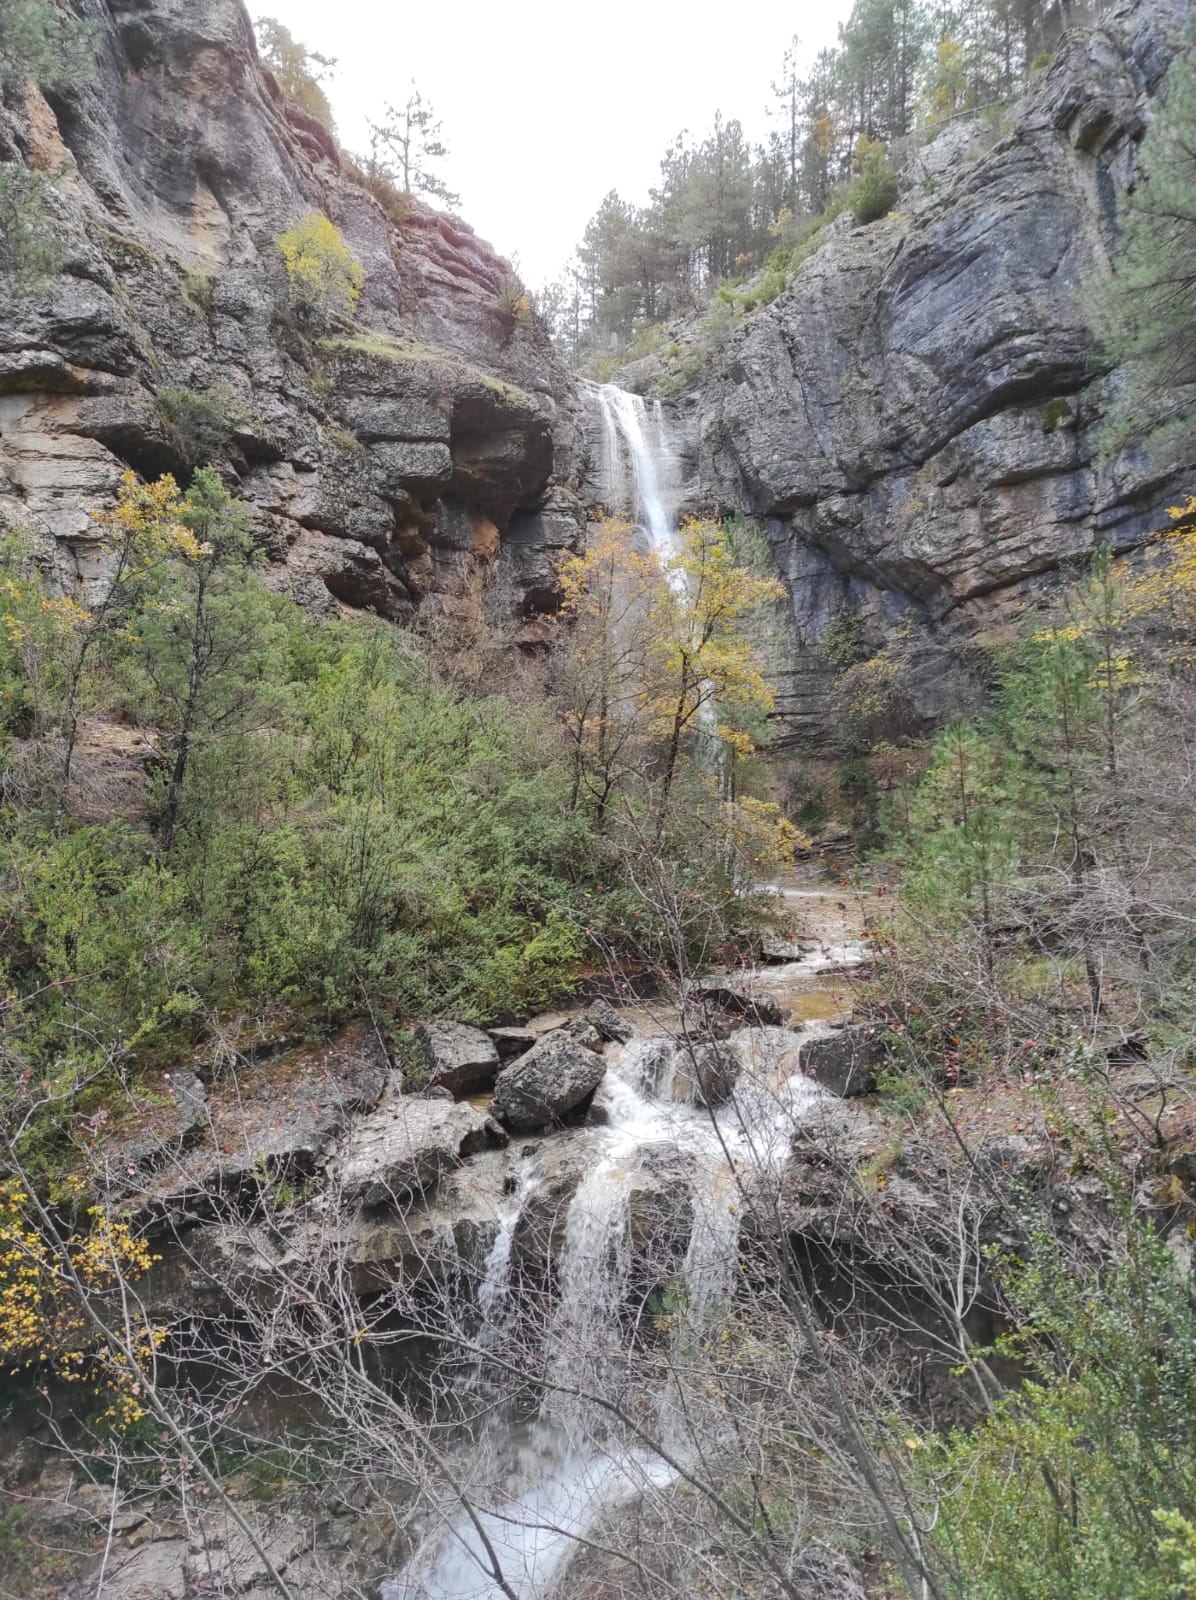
[255,1,854,287]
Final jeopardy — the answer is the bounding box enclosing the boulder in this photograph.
[672,1041,742,1108]
[415,1020,500,1095]
[335,1094,494,1208]
[490,1033,606,1132]
[685,978,785,1032]
[800,1024,886,1097]
[585,998,636,1044]
[487,1025,539,1059]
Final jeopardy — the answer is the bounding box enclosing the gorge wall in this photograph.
[0,0,588,632]
[1,0,1192,749]
[619,0,1196,746]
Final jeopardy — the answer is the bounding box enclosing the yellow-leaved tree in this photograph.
[645,517,786,839]
[556,515,662,825]
[276,211,364,326]
[0,1182,162,1430]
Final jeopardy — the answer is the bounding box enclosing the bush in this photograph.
[276,212,364,326]
[0,0,94,93]
[154,383,243,468]
[0,163,64,288]
[848,139,899,224]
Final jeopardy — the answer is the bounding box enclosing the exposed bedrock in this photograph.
[0,0,587,625]
[616,0,1196,746]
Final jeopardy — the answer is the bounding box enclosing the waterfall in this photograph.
[589,383,680,560]
[386,1028,831,1600]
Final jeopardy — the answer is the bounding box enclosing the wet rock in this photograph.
[334,1093,493,1207]
[585,998,636,1044]
[415,1020,501,1095]
[685,978,785,1033]
[491,1033,606,1132]
[487,1025,539,1059]
[759,932,817,963]
[800,1024,887,1097]
[671,1041,742,1108]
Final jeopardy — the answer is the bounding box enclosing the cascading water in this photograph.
[589,383,681,561]
[385,1017,839,1600]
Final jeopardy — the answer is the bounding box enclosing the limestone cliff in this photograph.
[619,0,1196,746]
[0,0,587,627]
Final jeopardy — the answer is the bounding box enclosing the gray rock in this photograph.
[415,1020,500,1095]
[652,0,1196,748]
[335,1094,493,1208]
[800,1024,886,1097]
[672,1041,742,1107]
[585,998,636,1044]
[487,1025,538,1059]
[685,978,785,1031]
[767,1540,869,1600]
[490,1033,606,1132]
[0,0,586,619]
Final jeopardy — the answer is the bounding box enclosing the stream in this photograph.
[385,868,871,1600]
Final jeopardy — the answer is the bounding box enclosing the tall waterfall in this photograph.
[589,383,681,559]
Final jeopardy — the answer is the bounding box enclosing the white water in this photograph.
[590,383,680,561]
[386,1021,835,1600]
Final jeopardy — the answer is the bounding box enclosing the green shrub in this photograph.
[0,163,65,288]
[848,139,899,225]
[276,212,364,327]
[181,268,213,314]
[154,383,243,468]
[0,0,94,93]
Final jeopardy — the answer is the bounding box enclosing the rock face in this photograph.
[490,1031,606,1131]
[0,0,586,625]
[628,0,1196,746]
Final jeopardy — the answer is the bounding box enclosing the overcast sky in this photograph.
[255,1,853,287]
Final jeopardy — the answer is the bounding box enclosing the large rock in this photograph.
[800,1023,887,1097]
[685,978,785,1033]
[334,1093,495,1207]
[415,1020,500,1095]
[490,1032,606,1131]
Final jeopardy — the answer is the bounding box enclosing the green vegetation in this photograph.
[1094,20,1196,448]
[922,1224,1196,1600]
[276,212,364,326]
[542,0,1064,364]
[254,17,336,133]
[154,383,244,470]
[0,484,789,1183]
[0,0,94,93]
[360,83,459,208]
[0,163,64,288]
[847,137,899,224]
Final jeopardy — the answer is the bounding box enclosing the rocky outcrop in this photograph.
[623,0,1195,746]
[0,0,586,624]
[334,1090,499,1207]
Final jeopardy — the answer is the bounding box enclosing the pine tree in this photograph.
[1094,22,1196,447]
[366,86,459,209]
